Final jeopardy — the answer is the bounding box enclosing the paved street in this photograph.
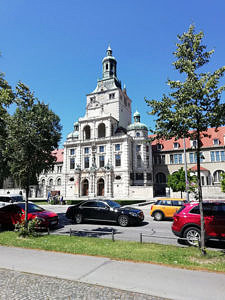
[45,204,180,246]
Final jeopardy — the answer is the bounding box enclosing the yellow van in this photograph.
[150,198,187,221]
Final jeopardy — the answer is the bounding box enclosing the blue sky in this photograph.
[1,0,225,147]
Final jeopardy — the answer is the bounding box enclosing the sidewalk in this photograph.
[0,246,225,299]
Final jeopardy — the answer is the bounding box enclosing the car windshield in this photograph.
[11,196,24,202]
[17,203,44,213]
[105,200,121,208]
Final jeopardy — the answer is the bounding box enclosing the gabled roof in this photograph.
[52,149,64,163]
[150,126,225,151]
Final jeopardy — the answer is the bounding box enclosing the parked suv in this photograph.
[150,198,186,221]
[172,201,225,246]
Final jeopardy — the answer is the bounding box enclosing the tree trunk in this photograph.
[197,131,206,255]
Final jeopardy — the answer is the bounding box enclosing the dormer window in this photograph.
[213,138,219,145]
[157,144,163,150]
[191,140,197,148]
[173,142,179,149]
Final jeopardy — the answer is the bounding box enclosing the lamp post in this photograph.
[183,137,190,202]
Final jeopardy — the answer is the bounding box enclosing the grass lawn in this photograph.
[0,231,225,273]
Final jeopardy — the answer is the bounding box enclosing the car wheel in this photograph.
[74,213,83,224]
[184,227,200,247]
[118,215,129,227]
[153,211,163,221]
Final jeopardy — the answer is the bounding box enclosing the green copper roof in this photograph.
[133,111,140,117]
[127,122,148,131]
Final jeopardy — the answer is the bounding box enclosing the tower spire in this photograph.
[102,45,117,79]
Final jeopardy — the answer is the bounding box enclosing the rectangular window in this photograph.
[173,142,179,149]
[115,144,120,151]
[146,145,149,152]
[211,151,215,162]
[136,145,141,152]
[70,158,75,169]
[136,173,144,180]
[147,173,152,181]
[99,146,105,153]
[70,149,75,155]
[170,154,182,164]
[161,155,165,164]
[221,151,225,161]
[216,151,220,162]
[189,153,194,163]
[147,156,149,167]
[174,154,178,164]
[84,147,89,154]
[84,157,89,168]
[115,154,121,166]
[213,138,219,145]
[99,155,105,167]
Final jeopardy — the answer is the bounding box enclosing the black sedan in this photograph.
[66,200,144,227]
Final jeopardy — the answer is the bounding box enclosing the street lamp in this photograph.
[183,137,190,202]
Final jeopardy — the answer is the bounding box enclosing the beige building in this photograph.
[38,47,154,200]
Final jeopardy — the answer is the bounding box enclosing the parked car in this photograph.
[66,199,144,227]
[172,201,225,246]
[0,194,24,208]
[150,198,187,221]
[0,202,58,229]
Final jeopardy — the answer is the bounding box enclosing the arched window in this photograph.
[41,179,45,185]
[156,173,166,184]
[49,178,53,186]
[136,132,140,137]
[98,123,106,138]
[57,178,61,186]
[213,170,224,183]
[83,125,91,140]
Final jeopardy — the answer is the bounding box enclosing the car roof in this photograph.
[156,198,185,201]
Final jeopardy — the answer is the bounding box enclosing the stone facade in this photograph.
[38,47,154,200]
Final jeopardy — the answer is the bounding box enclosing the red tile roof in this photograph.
[150,126,225,151]
[189,165,209,172]
[52,149,64,163]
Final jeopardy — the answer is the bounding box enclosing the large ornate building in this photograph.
[3,47,225,200]
[38,47,154,200]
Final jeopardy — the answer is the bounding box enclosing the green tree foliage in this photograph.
[0,56,15,186]
[6,82,62,224]
[220,173,225,193]
[167,168,197,198]
[146,25,225,254]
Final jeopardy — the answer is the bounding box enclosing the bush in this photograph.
[14,218,41,238]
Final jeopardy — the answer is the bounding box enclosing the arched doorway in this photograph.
[82,179,89,196]
[97,178,104,196]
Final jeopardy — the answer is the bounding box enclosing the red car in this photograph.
[172,201,225,246]
[0,202,58,229]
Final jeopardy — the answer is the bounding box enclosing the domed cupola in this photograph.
[102,45,117,79]
[127,111,148,132]
[67,121,79,140]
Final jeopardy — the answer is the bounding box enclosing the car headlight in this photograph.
[129,212,138,217]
